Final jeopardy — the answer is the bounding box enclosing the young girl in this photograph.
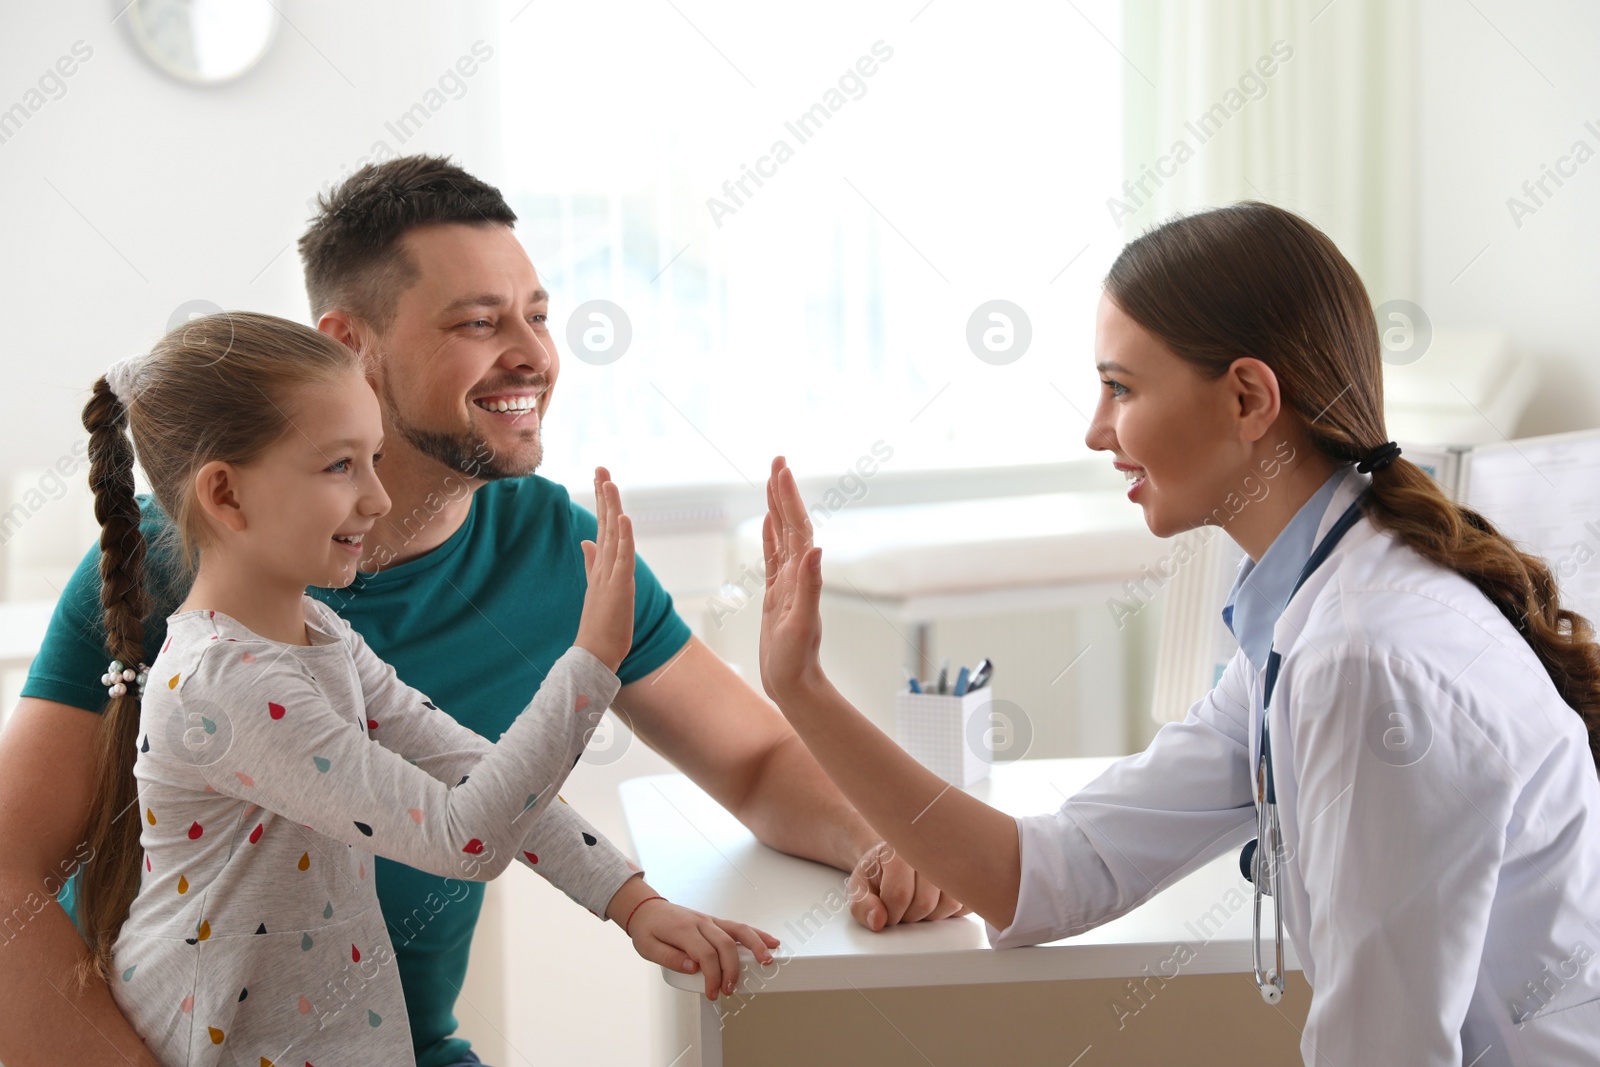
[757,203,1600,1065]
[77,311,777,1066]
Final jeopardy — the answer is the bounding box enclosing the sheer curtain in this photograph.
[1121,0,1421,723]
[1118,0,1418,301]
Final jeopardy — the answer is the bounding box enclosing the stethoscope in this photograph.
[1240,489,1369,1005]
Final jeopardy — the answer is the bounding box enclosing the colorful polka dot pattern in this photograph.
[118,609,621,1063]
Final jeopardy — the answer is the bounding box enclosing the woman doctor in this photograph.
[756,202,1600,1066]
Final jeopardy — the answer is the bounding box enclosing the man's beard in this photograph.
[381,374,543,481]
[392,408,542,482]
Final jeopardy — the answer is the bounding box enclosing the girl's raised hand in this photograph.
[575,466,636,673]
[625,897,781,1002]
[758,456,828,703]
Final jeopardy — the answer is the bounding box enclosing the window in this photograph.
[499,0,1123,490]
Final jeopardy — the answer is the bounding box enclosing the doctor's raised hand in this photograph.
[757,458,827,702]
[760,456,977,929]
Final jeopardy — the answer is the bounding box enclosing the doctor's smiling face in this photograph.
[1086,290,1306,547]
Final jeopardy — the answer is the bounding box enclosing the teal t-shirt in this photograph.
[22,475,692,1067]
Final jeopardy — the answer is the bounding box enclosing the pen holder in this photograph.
[894,687,991,789]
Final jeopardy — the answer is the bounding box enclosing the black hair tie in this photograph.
[1356,441,1402,473]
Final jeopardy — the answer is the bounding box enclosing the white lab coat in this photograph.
[989,468,1600,1065]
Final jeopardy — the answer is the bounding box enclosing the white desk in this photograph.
[621,758,1305,1066]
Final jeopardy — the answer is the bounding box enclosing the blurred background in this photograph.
[2,1,1598,1063]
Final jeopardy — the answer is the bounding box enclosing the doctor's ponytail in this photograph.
[1105,202,1600,773]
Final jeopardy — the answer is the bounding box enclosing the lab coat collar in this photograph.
[1223,464,1367,672]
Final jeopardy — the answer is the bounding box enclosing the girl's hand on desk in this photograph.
[759,455,829,705]
[625,898,781,1001]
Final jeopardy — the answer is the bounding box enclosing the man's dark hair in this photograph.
[297,154,517,330]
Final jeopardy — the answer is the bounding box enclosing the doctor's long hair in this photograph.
[1104,202,1600,773]
[74,312,360,991]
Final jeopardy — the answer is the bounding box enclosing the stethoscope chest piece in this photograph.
[1251,714,1288,1005]
[1239,488,1371,1007]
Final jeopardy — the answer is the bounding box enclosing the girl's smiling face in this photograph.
[1085,291,1257,539]
[195,369,392,592]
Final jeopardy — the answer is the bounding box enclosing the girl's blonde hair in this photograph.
[73,311,360,990]
[1105,201,1600,773]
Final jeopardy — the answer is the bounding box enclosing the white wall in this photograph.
[0,1,505,512]
[1417,0,1600,436]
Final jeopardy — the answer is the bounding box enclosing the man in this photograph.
[0,155,960,1067]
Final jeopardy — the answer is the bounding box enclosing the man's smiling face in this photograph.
[367,221,558,483]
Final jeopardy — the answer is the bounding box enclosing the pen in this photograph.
[903,667,922,694]
[936,657,948,695]
[952,665,971,696]
[967,658,992,692]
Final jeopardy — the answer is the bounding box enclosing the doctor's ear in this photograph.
[1225,357,1282,444]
